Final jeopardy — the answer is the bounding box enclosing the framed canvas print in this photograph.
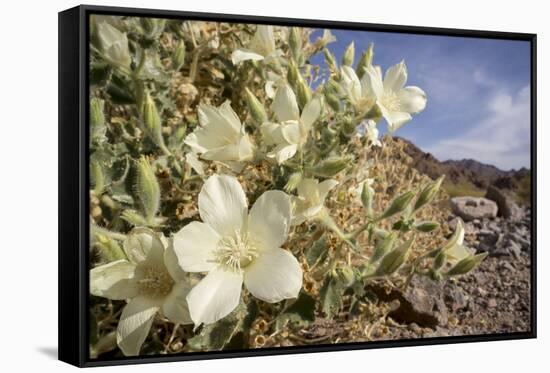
[58,4,537,367]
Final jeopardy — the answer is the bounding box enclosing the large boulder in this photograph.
[485,185,523,220]
[450,197,498,221]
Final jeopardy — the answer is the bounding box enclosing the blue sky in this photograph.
[310,30,531,171]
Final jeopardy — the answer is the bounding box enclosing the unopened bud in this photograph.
[141,18,166,37]
[356,43,374,79]
[96,21,131,68]
[311,156,349,177]
[415,221,440,233]
[433,251,447,271]
[370,232,397,263]
[379,190,415,220]
[296,77,312,109]
[289,27,302,62]
[414,175,445,211]
[341,116,357,137]
[90,98,106,144]
[120,209,148,227]
[324,48,338,72]
[245,87,268,124]
[325,93,341,112]
[341,41,355,67]
[375,236,415,275]
[445,252,488,277]
[287,61,300,89]
[361,180,375,215]
[141,91,164,148]
[321,127,337,145]
[172,39,186,71]
[284,172,303,193]
[136,157,160,222]
[338,266,356,287]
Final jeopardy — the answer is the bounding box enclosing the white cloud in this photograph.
[424,85,531,171]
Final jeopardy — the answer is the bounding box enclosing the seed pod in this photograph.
[244,87,268,125]
[445,252,488,277]
[370,232,398,263]
[172,39,186,71]
[136,157,161,222]
[375,236,415,276]
[341,41,355,67]
[414,175,445,211]
[415,221,440,233]
[379,190,415,220]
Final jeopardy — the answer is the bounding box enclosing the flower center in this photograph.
[381,90,401,112]
[214,230,259,272]
[137,266,174,299]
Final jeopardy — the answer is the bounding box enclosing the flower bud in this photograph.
[120,209,148,227]
[284,172,303,193]
[325,79,343,96]
[433,251,447,271]
[375,236,415,275]
[361,180,375,214]
[136,157,161,222]
[414,175,445,211]
[341,115,357,137]
[321,127,337,145]
[289,27,302,62]
[96,21,131,68]
[311,156,349,177]
[415,221,440,233]
[141,18,166,37]
[244,87,268,125]
[337,266,356,287]
[324,48,338,72]
[356,43,374,79]
[90,97,106,144]
[341,41,355,67]
[296,77,312,109]
[172,39,186,71]
[141,91,164,148]
[445,252,488,277]
[379,190,415,220]
[370,232,397,263]
[94,234,126,262]
[325,93,341,112]
[91,161,105,195]
[287,61,300,89]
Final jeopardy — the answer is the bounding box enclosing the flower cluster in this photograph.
[88,17,485,357]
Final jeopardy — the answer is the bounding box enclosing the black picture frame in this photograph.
[58,4,537,367]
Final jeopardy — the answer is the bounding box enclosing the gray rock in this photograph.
[368,276,448,328]
[485,185,523,220]
[450,197,498,221]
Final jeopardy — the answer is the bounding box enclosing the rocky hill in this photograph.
[394,137,530,201]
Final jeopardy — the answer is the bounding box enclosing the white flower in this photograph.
[261,85,322,164]
[444,219,474,263]
[292,178,338,225]
[90,228,193,356]
[172,175,302,325]
[361,120,382,147]
[185,101,255,170]
[314,29,337,48]
[96,21,131,68]
[340,65,376,113]
[362,61,427,132]
[231,25,282,65]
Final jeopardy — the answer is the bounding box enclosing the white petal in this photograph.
[172,221,220,273]
[269,143,298,164]
[244,249,302,303]
[197,104,239,142]
[218,101,243,133]
[261,122,286,145]
[383,109,412,132]
[248,191,291,251]
[123,227,165,267]
[360,65,384,99]
[237,134,255,161]
[398,86,427,114]
[341,66,361,103]
[186,267,243,325]
[90,260,138,300]
[201,144,240,162]
[251,25,275,55]
[162,281,194,325]
[297,178,320,200]
[273,85,300,122]
[446,244,474,263]
[265,80,276,99]
[117,296,160,356]
[198,174,248,237]
[300,96,322,130]
[318,179,339,200]
[383,60,408,92]
[185,152,205,176]
[280,121,302,145]
[231,48,265,65]
[163,243,188,281]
